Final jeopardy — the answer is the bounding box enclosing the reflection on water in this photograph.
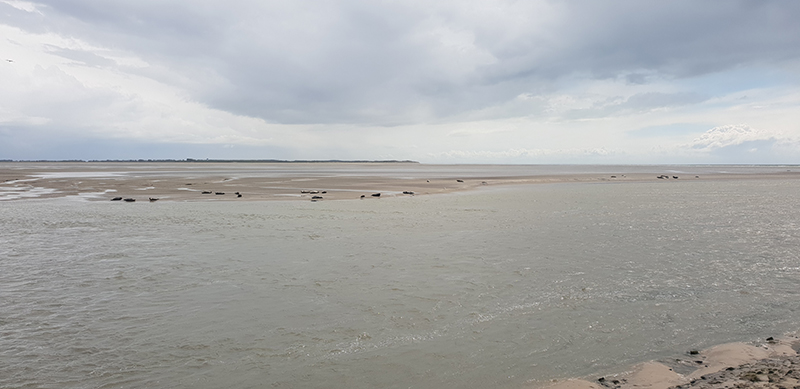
[2,177,800,388]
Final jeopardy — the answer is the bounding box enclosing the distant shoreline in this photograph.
[3,160,800,169]
[0,159,420,163]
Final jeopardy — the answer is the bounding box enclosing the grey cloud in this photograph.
[43,45,116,67]
[6,1,800,126]
[20,66,141,125]
[537,1,800,79]
[625,73,649,85]
[624,92,708,110]
[565,92,709,119]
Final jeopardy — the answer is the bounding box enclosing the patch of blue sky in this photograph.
[676,66,793,97]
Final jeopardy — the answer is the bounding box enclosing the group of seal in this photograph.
[111,189,245,202]
[357,191,417,199]
[110,197,157,202]
[201,190,243,198]
[302,189,327,201]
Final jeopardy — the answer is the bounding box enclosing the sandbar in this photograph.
[2,162,799,202]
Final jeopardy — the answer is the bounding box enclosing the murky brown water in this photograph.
[2,166,800,388]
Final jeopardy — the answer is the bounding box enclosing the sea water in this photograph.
[2,172,800,388]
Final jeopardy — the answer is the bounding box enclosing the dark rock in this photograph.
[597,377,605,382]
[740,372,761,382]
[123,198,135,202]
[689,350,700,355]
[215,192,224,195]
[371,193,380,197]
[111,197,122,201]
[456,179,464,182]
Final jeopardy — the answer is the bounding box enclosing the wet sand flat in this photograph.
[2,162,799,202]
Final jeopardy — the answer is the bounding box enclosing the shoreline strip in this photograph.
[540,334,800,389]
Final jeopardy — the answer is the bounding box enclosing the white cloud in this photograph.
[688,124,779,150]
[667,124,800,164]
[1,0,41,14]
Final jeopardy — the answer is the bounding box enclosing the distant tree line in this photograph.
[3,159,420,163]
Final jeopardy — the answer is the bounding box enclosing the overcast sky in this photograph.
[1,1,799,163]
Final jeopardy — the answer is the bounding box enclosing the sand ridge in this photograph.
[2,163,800,202]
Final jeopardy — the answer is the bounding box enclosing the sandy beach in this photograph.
[543,335,800,389]
[2,162,799,202]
